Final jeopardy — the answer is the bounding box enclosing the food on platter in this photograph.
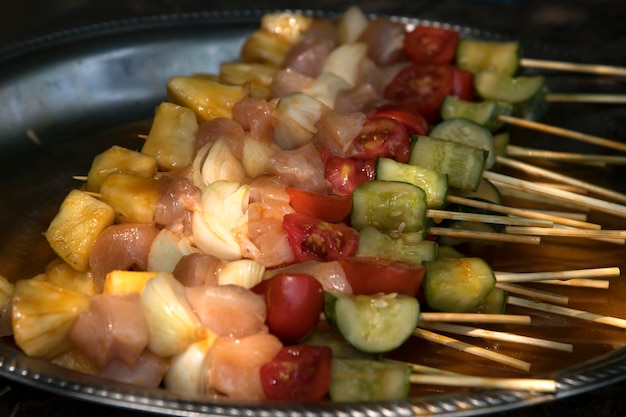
[2,5,626,403]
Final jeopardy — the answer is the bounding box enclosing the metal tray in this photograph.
[1,9,626,417]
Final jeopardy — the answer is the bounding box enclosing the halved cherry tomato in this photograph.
[285,187,352,223]
[260,344,332,401]
[348,117,411,163]
[282,213,360,262]
[403,26,460,65]
[384,64,454,124]
[324,156,375,196]
[252,273,324,343]
[451,67,475,101]
[337,256,425,296]
[370,104,429,136]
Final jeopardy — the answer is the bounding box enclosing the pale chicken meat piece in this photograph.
[88,223,160,291]
[69,293,149,368]
[97,350,170,388]
[172,253,224,287]
[204,332,282,400]
[185,284,267,337]
[313,110,367,156]
[232,97,277,140]
[264,143,330,193]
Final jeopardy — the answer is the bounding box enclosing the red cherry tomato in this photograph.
[348,117,411,163]
[384,64,454,124]
[282,213,360,262]
[370,104,429,136]
[260,344,332,401]
[252,273,324,343]
[337,256,425,296]
[324,156,375,196]
[451,67,475,101]
[285,187,352,224]
[403,26,460,65]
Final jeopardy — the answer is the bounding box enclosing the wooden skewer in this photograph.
[484,171,626,218]
[427,209,553,227]
[419,312,532,325]
[497,115,626,153]
[505,226,626,240]
[413,328,531,371]
[520,57,626,78]
[516,209,587,222]
[545,94,626,104]
[446,195,599,230]
[495,182,592,212]
[409,373,557,393]
[429,226,541,245]
[419,322,573,352]
[495,282,569,305]
[386,359,462,376]
[506,145,626,166]
[495,267,620,283]
[507,296,626,329]
[496,156,626,205]
[73,175,89,181]
[535,279,610,289]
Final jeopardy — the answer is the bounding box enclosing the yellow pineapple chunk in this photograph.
[86,145,157,192]
[219,62,277,99]
[0,275,14,308]
[240,29,292,67]
[100,173,159,224]
[52,349,98,375]
[141,102,198,171]
[166,76,249,122]
[44,258,96,296]
[12,279,90,359]
[103,270,157,295]
[260,12,313,44]
[44,189,115,272]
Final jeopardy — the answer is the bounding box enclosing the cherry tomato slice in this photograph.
[451,67,475,101]
[370,104,429,136]
[282,213,360,262]
[260,344,332,401]
[285,187,352,224]
[324,156,375,196]
[252,273,324,343]
[348,117,411,163]
[337,256,425,296]
[403,26,460,65]
[384,64,454,124]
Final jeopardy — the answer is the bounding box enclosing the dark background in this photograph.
[0,0,625,416]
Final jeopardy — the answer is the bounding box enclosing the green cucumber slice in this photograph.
[329,358,410,402]
[351,180,429,234]
[424,257,496,313]
[474,71,548,119]
[409,135,487,191]
[440,96,513,132]
[324,292,420,353]
[456,39,521,76]
[356,226,438,265]
[430,118,496,169]
[376,157,448,208]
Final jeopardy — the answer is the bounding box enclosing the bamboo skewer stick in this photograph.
[507,296,626,329]
[413,328,531,371]
[427,209,553,227]
[495,267,620,283]
[484,171,626,218]
[520,57,626,77]
[418,322,573,352]
[495,183,592,212]
[496,156,626,205]
[495,282,569,305]
[506,145,626,166]
[408,373,557,392]
[387,360,462,376]
[545,94,626,104]
[505,226,626,240]
[515,209,588,221]
[419,313,532,325]
[536,279,610,289]
[446,195,599,229]
[497,115,626,153]
[429,226,541,245]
